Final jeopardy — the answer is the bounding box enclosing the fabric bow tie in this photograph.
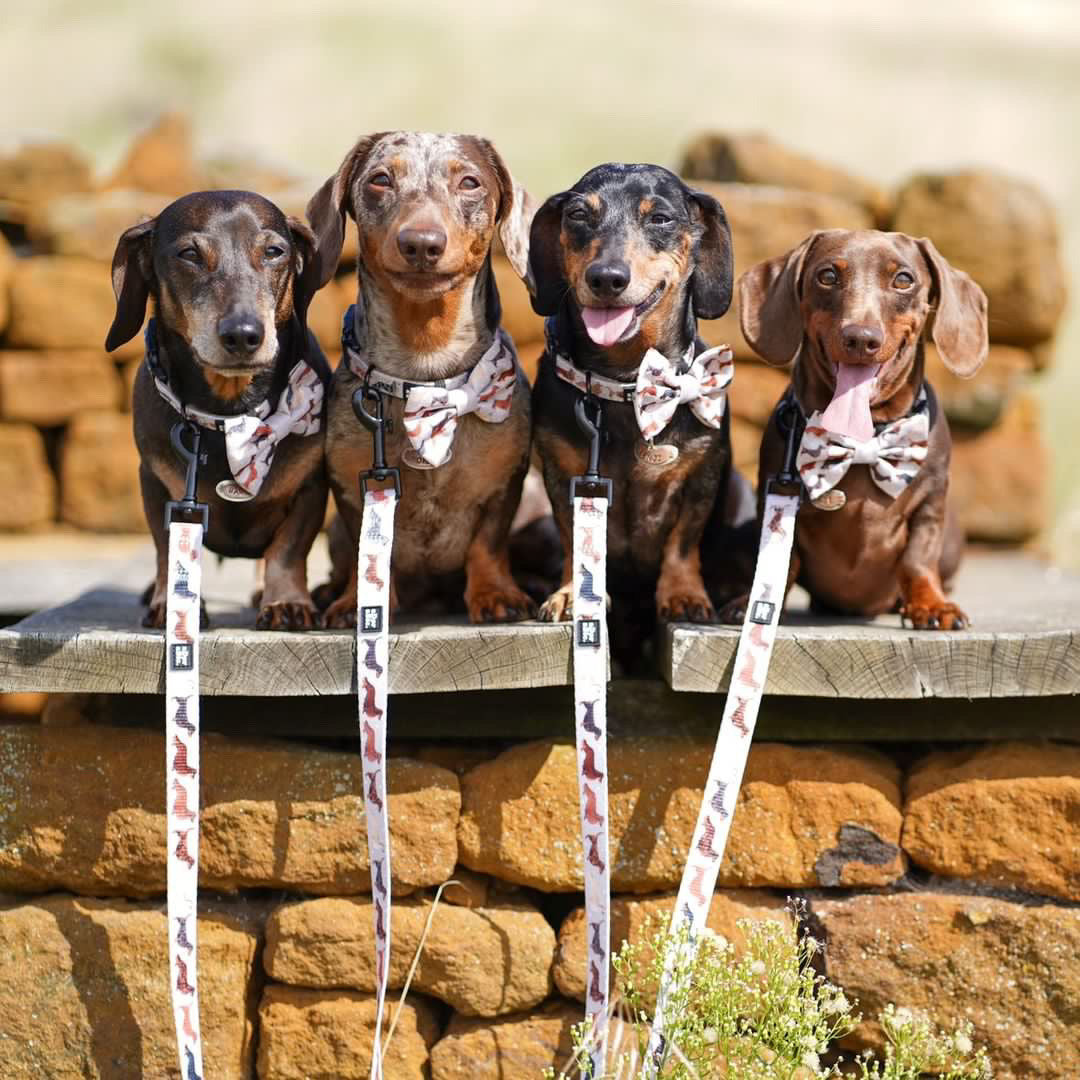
[633,345,734,440]
[796,407,930,502]
[223,362,324,498]
[402,339,516,466]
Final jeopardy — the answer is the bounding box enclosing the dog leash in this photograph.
[643,402,804,1076]
[163,422,210,1080]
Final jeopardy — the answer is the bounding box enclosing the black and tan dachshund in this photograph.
[105,190,331,630]
[526,163,752,665]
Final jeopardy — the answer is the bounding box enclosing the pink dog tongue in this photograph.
[582,306,635,347]
[820,363,881,442]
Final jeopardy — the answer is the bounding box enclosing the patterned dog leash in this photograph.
[643,402,805,1076]
[163,422,209,1080]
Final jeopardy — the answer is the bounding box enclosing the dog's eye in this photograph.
[368,172,392,189]
[264,245,286,260]
[894,270,916,289]
[177,246,200,264]
[648,213,673,226]
[816,267,839,287]
[567,208,590,224]
[459,175,481,191]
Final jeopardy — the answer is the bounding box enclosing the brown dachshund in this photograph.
[306,132,537,626]
[728,229,988,629]
[105,190,331,630]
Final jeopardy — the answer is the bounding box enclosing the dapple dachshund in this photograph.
[728,229,988,629]
[105,190,331,630]
[306,131,537,627]
[526,163,750,664]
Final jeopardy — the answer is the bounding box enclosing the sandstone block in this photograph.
[729,362,788,428]
[0,422,56,529]
[730,415,764,487]
[305,276,353,357]
[492,253,544,347]
[0,140,92,220]
[264,895,555,1016]
[58,409,145,532]
[0,724,459,896]
[0,894,257,1079]
[257,986,439,1080]
[517,338,545,384]
[0,231,13,334]
[892,169,1066,346]
[104,113,205,196]
[926,342,1034,428]
[0,350,122,424]
[903,741,1080,901]
[816,892,1080,1079]
[458,739,904,892]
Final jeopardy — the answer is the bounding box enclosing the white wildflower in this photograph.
[802,1050,821,1071]
[703,1026,717,1045]
[750,959,766,976]
[955,1032,973,1055]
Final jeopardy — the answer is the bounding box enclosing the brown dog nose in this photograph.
[218,312,265,355]
[585,260,631,299]
[841,323,883,358]
[397,227,447,269]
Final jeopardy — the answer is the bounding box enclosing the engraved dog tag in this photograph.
[811,490,846,511]
[216,479,254,502]
[635,442,679,467]
[402,448,448,471]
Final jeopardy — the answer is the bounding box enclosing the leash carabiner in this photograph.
[571,384,614,506]
[766,398,804,498]
[164,421,210,530]
[353,386,402,498]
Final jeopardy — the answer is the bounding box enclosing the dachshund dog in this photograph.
[729,229,988,629]
[526,163,749,664]
[105,190,331,630]
[306,132,537,626]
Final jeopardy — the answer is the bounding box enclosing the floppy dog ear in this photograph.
[287,216,321,332]
[525,192,569,317]
[916,236,989,378]
[306,133,386,290]
[105,217,155,352]
[687,189,734,319]
[477,138,536,280]
[738,232,823,367]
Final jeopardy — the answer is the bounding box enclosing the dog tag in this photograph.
[216,479,254,502]
[811,490,846,511]
[635,442,679,467]
[402,448,448,471]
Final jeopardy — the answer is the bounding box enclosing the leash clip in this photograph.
[570,390,614,506]
[353,386,402,498]
[164,421,210,530]
[766,398,804,499]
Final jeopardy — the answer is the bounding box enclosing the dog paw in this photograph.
[256,601,323,631]
[467,585,538,624]
[538,584,574,622]
[717,594,750,625]
[899,600,969,631]
[311,580,340,612]
[323,594,357,630]
[658,590,717,624]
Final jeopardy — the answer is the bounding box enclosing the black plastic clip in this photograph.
[766,397,804,498]
[352,386,402,498]
[164,421,210,530]
[570,392,613,506]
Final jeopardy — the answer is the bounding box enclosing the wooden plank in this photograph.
[0,588,573,696]
[664,554,1080,698]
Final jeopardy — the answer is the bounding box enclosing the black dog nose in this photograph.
[841,323,883,358]
[397,227,447,269]
[585,260,631,299]
[218,313,265,355]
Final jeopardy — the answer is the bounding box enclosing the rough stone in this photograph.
[729,363,789,428]
[816,892,1080,1080]
[0,141,92,220]
[0,723,459,896]
[305,275,353,358]
[492,253,544,348]
[0,231,13,334]
[517,338,545,384]
[58,410,145,532]
[256,986,440,1080]
[951,392,1047,542]
[0,894,257,1079]
[903,741,1080,902]
[0,350,122,424]
[458,739,904,892]
[730,415,764,487]
[0,422,56,529]
[926,342,1034,428]
[264,895,555,1016]
[892,169,1066,346]
[442,867,491,909]
[104,113,205,196]
[554,889,791,1002]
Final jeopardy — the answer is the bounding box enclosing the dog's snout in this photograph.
[584,260,631,299]
[218,312,265,356]
[397,227,447,269]
[841,323,884,358]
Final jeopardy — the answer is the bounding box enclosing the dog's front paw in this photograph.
[311,580,340,612]
[256,601,323,631]
[323,593,358,630]
[658,588,716,624]
[900,599,969,631]
[467,584,537,624]
[717,594,750,625]
[538,584,574,622]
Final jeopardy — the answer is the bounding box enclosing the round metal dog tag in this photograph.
[216,479,254,502]
[635,442,679,467]
[811,490,846,511]
[402,448,448,471]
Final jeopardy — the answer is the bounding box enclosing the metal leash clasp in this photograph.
[164,421,210,530]
[353,386,402,498]
[765,398,804,499]
[571,387,613,505]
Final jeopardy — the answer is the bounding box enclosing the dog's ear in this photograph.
[105,217,156,352]
[287,216,321,332]
[306,133,385,290]
[738,232,823,367]
[477,138,536,280]
[687,188,734,319]
[525,192,569,316]
[916,236,989,378]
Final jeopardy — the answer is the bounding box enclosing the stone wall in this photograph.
[0,695,1077,1079]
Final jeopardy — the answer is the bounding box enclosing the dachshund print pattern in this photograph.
[645,492,800,1077]
[633,344,734,440]
[572,493,611,1073]
[165,521,205,1080]
[356,486,397,1080]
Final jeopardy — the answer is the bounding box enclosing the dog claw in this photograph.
[898,601,969,632]
[256,602,322,632]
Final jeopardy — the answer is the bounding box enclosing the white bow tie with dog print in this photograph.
[634,345,734,439]
[797,408,929,502]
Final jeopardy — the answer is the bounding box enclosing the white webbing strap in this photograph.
[643,490,800,1075]
[166,520,205,1080]
[356,486,397,1080]
[573,493,611,1075]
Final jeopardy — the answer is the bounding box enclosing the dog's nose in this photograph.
[585,260,631,299]
[841,323,884,358]
[218,313,265,356]
[397,227,447,269]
